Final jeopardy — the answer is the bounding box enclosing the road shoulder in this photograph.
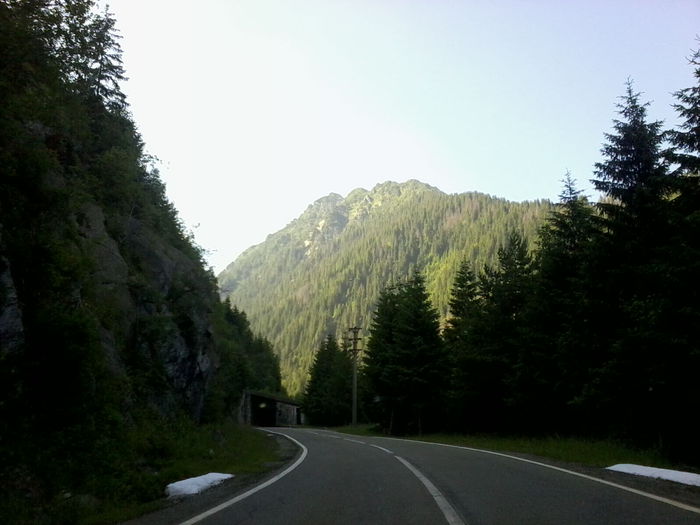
[121,432,300,525]
[495,450,700,511]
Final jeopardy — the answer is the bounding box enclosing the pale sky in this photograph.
[106,0,699,273]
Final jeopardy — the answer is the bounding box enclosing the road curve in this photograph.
[181,428,700,525]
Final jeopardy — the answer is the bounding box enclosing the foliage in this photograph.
[364,272,448,435]
[204,299,283,423]
[443,232,535,432]
[219,181,551,395]
[667,46,700,175]
[304,335,353,426]
[348,58,700,466]
[0,417,280,525]
[0,1,283,521]
[435,69,700,464]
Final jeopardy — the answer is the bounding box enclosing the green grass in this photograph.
[1,417,287,525]
[84,421,280,524]
[332,425,676,470]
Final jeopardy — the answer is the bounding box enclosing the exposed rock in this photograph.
[0,250,24,355]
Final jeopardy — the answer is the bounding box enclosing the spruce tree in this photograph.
[364,273,446,434]
[593,81,670,216]
[443,260,480,430]
[526,174,598,432]
[587,81,678,446]
[667,47,700,175]
[304,335,352,426]
[654,49,700,462]
[475,231,534,430]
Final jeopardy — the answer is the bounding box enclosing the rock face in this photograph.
[0,184,219,422]
[0,232,24,356]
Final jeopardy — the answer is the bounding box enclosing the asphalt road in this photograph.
[177,428,700,525]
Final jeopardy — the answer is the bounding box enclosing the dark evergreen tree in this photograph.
[654,49,700,462]
[585,81,686,449]
[524,174,598,432]
[364,272,447,434]
[593,81,670,215]
[446,260,480,323]
[304,335,353,426]
[667,47,700,175]
[473,232,534,430]
[362,284,401,431]
[442,260,480,430]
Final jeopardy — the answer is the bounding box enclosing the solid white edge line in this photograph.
[178,429,308,525]
[395,456,466,525]
[375,435,700,516]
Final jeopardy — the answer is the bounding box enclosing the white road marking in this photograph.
[370,443,394,454]
[376,435,700,516]
[179,429,308,525]
[395,456,466,525]
[344,438,366,444]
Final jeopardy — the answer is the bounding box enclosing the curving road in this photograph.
[179,428,700,525]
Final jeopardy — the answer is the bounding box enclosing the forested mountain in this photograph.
[218,181,551,395]
[309,65,700,464]
[0,2,280,519]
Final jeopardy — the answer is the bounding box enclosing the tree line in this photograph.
[306,55,700,465]
[1,1,282,519]
[220,180,551,396]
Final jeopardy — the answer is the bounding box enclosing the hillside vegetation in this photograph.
[0,2,281,521]
[306,71,700,465]
[218,181,551,395]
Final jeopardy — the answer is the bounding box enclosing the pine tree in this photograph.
[667,47,700,175]
[586,81,679,446]
[363,273,446,434]
[653,48,700,462]
[304,335,352,426]
[593,81,670,218]
[525,174,598,432]
[442,260,480,430]
[473,232,534,430]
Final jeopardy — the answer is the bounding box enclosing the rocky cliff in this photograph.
[0,3,281,517]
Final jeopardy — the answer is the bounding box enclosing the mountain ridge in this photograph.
[219,180,552,395]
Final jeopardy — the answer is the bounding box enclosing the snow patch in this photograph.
[607,464,700,487]
[165,472,234,497]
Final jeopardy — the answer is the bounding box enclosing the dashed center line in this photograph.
[369,443,394,454]
[395,456,466,525]
[318,431,465,525]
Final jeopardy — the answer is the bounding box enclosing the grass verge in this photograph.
[84,421,279,524]
[332,425,676,470]
[0,420,281,525]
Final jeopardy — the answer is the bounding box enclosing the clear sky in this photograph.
[106,0,699,273]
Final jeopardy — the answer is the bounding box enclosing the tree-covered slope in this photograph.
[219,180,551,395]
[0,2,281,519]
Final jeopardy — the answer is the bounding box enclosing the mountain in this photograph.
[219,180,552,395]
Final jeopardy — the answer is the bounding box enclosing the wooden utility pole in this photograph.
[348,326,362,426]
